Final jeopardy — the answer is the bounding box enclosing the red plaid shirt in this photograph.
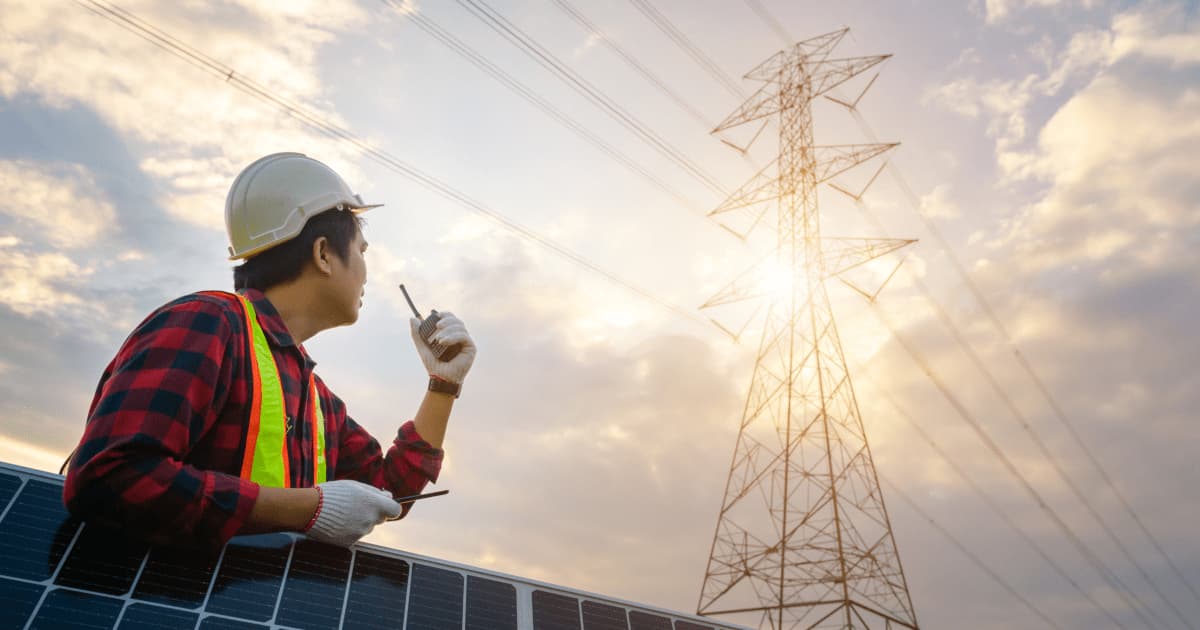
[63,289,442,549]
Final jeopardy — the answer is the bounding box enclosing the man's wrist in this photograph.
[427,375,461,398]
[303,485,324,533]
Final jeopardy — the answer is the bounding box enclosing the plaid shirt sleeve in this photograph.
[320,382,444,520]
[63,295,260,550]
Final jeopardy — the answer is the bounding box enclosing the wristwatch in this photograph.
[428,375,461,398]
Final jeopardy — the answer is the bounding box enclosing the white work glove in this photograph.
[305,480,401,547]
[410,311,477,385]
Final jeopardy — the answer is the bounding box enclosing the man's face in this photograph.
[329,230,368,325]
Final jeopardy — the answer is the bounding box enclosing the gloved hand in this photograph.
[410,312,477,384]
[305,480,401,547]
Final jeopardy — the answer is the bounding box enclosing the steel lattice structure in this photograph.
[697,29,919,630]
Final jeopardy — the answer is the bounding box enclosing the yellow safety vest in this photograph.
[225,293,327,487]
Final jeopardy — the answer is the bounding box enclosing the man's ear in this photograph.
[312,237,333,275]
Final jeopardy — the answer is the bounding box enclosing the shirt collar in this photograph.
[238,288,317,366]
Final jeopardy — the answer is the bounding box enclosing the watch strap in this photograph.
[428,375,461,398]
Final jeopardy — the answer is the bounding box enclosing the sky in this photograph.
[1,0,1198,628]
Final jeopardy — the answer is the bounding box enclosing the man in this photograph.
[64,152,476,550]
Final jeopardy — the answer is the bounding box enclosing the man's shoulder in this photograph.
[162,290,242,310]
[134,291,246,337]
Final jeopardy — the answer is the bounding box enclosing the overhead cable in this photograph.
[882,476,1066,630]
[387,2,700,213]
[873,303,1169,630]
[73,0,708,327]
[549,0,716,132]
[626,0,746,99]
[862,374,1130,629]
[741,0,1200,613]
[645,0,1194,622]
[455,0,731,197]
[848,195,1193,629]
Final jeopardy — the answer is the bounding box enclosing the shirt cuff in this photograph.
[210,473,261,546]
[396,420,444,483]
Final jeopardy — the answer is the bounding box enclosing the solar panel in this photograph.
[0,462,748,630]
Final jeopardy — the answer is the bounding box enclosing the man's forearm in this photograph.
[413,390,455,449]
[241,486,320,534]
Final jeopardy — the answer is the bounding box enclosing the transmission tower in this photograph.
[697,29,920,630]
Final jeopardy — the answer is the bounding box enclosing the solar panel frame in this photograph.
[0,462,751,630]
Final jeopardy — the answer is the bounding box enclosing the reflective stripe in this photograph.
[310,379,327,484]
[224,294,326,488]
[237,296,290,487]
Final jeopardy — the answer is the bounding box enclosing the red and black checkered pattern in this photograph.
[63,289,442,550]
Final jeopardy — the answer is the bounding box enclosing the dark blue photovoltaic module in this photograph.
[534,590,583,629]
[0,462,748,630]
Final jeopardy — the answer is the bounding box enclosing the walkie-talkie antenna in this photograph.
[398,284,422,318]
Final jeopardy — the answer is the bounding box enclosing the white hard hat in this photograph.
[225,152,382,260]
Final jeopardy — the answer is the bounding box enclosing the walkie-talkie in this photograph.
[399,284,462,362]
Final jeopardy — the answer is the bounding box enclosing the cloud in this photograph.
[0,159,116,248]
[983,0,1086,24]
[923,28,1112,154]
[997,73,1200,272]
[1111,6,1200,66]
[919,183,960,219]
[0,236,92,316]
[0,434,66,473]
[0,0,371,232]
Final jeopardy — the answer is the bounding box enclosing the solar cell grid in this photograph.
[117,602,200,629]
[0,463,750,630]
[674,621,716,630]
[465,574,518,630]
[204,533,292,622]
[0,577,44,628]
[275,539,353,630]
[197,616,269,629]
[132,545,221,608]
[582,599,630,630]
[29,587,124,629]
[341,552,410,629]
[0,471,20,511]
[533,589,583,629]
[405,563,465,630]
[56,524,149,595]
[629,609,674,630]
[0,479,80,581]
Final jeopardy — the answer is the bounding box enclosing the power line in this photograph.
[846,195,1194,629]
[455,0,731,197]
[860,372,1130,629]
[860,109,1200,620]
[550,0,716,132]
[872,302,1169,630]
[739,0,1200,613]
[385,2,700,214]
[546,0,777,242]
[881,475,1066,630]
[627,0,745,100]
[643,1,1195,622]
[740,0,791,46]
[73,0,707,328]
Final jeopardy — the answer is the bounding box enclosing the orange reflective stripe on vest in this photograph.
[231,294,327,488]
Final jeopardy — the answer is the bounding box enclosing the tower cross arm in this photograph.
[712,79,781,133]
[713,55,890,133]
[815,143,898,184]
[744,28,850,82]
[709,157,780,216]
[819,237,916,278]
[708,143,896,217]
[808,54,891,101]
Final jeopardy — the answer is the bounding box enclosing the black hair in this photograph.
[233,208,364,291]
